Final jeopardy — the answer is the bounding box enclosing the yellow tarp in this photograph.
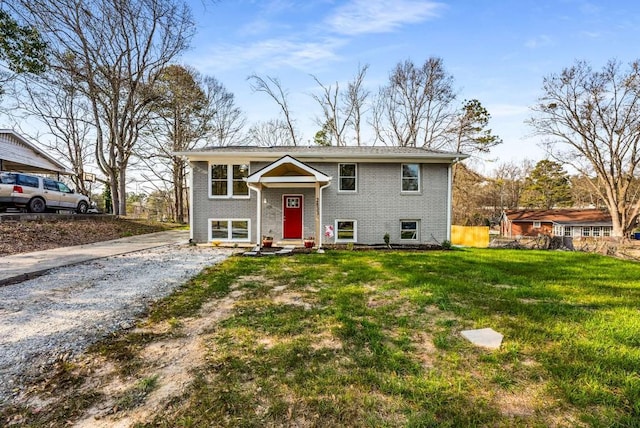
[451,225,489,248]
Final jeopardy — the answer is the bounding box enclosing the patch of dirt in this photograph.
[71,289,247,427]
[0,217,177,256]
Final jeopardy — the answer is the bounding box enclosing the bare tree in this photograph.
[13,0,194,215]
[346,64,370,146]
[247,119,293,147]
[484,160,532,211]
[247,74,298,145]
[373,57,456,148]
[138,64,210,222]
[528,59,640,237]
[310,64,369,146]
[203,76,246,146]
[452,163,489,225]
[570,175,607,209]
[14,72,93,194]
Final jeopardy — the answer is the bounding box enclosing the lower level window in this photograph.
[603,226,612,237]
[210,218,250,241]
[401,220,419,240]
[335,220,357,242]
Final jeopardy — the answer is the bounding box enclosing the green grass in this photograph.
[134,248,640,427]
[8,249,637,427]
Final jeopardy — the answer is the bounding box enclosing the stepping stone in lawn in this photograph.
[460,328,503,350]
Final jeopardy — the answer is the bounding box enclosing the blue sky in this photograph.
[182,0,640,172]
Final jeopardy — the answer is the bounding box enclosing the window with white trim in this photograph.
[400,220,420,240]
[582,226,591,237]
[564,226,572,237]
[209,219,250,241]
[533,221,541,229]
[210,164,249,198]
[335,220,357,242]
[603,226,612,237]
[339,163,357,192]
[592,226,601,237]
[401,164,420,192]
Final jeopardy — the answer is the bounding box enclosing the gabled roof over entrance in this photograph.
[0,129,69,174]
[246,155,331,188]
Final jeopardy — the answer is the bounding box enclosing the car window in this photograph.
[17,174,39,188]
[44,179,59,191]
[0,174,16,184]
[57,181,72,193]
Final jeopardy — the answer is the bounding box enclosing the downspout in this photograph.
[247,183,261,250]
[446,158,460,242]
[318,181,332,249]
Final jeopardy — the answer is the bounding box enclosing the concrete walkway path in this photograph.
[0,229,190,286]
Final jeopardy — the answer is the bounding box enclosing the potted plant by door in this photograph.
[303,236,315,248]
[262,235,274,248]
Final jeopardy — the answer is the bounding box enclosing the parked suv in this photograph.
[0,172,90,213]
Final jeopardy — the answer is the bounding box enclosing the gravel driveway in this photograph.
[0,244,231,404]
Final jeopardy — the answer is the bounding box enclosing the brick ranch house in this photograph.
[176,146,468,248]
[500,209,613,239]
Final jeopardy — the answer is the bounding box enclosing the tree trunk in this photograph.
[118,167,127,216]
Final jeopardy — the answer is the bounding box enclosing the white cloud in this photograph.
[525,34,553,49]
[326,0,444,36]
[190,37,346,73]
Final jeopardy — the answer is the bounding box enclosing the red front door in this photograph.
[283,195,303,239]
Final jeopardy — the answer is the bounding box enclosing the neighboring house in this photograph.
[176,146,467,247]
[500,209,613,239]
[0,129,69,175]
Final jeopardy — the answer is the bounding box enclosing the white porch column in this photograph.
[248,183,262,249]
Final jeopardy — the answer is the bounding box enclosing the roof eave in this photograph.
[174,150,469,164]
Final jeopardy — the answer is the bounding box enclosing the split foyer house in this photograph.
[500,209,613,239]
[177,146,467,248]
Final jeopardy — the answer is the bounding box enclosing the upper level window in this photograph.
[339,163,357,192]
[210,164,249,198]
[401,164,420,192]
[533,221,541,229]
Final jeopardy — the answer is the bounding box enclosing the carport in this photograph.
[0,129,69,176]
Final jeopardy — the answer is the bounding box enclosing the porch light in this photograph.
[239,164,249,173]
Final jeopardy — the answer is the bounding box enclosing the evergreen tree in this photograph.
[520,160,572,209]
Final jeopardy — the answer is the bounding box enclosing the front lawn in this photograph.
[7,248,638,427]
[142,248,640,427]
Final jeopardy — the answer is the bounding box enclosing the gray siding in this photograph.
[316,162,449,245]
[191,161,256,243]
[190,160,450,245]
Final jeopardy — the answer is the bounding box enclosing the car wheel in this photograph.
[28,197,46,213]
[76,201,89,214]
